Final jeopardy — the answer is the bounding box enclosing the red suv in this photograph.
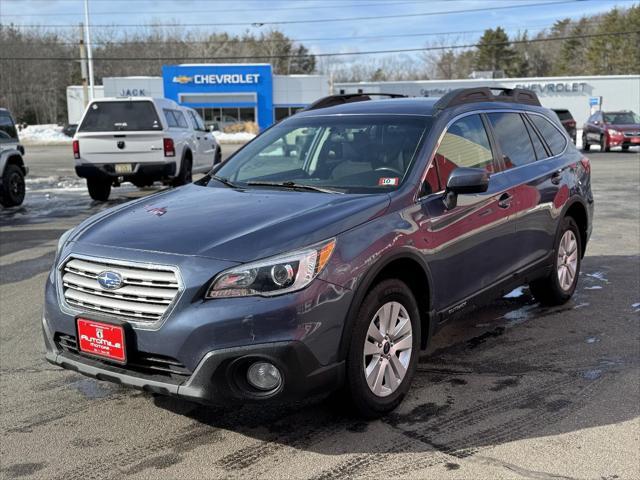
[582,110,640,152]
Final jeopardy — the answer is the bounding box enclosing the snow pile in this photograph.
[213,131,256,144]
[19,124,72,145]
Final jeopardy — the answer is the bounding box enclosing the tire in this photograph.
[214,147,222,165]
[582,133,590,151]
[342,279,421,418]
[87,177,111,201]
[600,135,610,152]
[529,217,581,306]
[172,154,192,187]
[0,164,26,207]
[622,145,629,151]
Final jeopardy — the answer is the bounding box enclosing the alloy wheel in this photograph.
[363,301,413,397]
[557,230,578,291]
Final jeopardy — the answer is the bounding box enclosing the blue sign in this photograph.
[162,64,274,130]
[589,97,600,107]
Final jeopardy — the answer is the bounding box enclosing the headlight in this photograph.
[607,129,622,136]
[206,238,336,299]
[54,228,74,264]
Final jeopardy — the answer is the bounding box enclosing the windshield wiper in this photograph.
[210,175,240,189]
[246,181,342,194]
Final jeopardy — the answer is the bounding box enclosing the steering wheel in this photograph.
[374,166,403,177]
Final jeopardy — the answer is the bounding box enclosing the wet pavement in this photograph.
[0,148,639,479]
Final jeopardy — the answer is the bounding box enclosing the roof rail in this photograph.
[433,87,541,112]
[305,93,407,111]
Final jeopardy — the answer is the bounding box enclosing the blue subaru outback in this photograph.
[44,88,593,417]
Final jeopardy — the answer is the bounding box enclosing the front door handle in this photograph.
[498,192,512,209]
[551,170,562,185]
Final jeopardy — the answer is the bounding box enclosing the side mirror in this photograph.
[443,167,490,209]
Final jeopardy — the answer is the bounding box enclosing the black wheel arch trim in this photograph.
[560,195,591,257]
[337,247,435,361]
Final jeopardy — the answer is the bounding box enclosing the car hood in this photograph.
[74,184,391,262]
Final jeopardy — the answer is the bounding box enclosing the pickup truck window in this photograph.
[79,101,161,132]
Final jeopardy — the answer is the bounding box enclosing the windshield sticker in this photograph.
[378,177,399,186]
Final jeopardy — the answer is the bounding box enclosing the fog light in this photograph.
[246,361,282,391]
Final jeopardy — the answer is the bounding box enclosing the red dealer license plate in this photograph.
[77,318,126,363]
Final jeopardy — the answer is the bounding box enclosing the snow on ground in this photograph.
[19,124,71,145]
[212,131,256,144]
[19,124,255,145]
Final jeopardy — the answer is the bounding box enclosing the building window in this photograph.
[275,107,305,122]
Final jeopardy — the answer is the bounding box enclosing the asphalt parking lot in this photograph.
[1,146,639,479]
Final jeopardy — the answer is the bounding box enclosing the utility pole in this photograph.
[79,23,89,107]
[83,0,95,100]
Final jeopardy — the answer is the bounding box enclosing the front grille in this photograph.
[61,257,180,323]
[623,131,640,137]
[55,333,191,379]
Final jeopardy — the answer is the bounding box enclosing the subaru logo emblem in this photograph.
[117,141,125,150]
[97,271,124,290]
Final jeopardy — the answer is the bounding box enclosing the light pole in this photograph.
[83,0,95,100]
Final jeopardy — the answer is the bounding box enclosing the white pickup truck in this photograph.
[73,97,221,201]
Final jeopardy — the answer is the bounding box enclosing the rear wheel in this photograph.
[172,155,192,187]
[0,164,26,207]
[530,217,581,306]
[343,279,420,418]
[87,177,111,202]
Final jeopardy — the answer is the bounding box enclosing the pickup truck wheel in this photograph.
[172,155,192,187]
[214,147,222,165]
[343,279,420,418]
[0,164,26,207]
[86,177,111,202]
[529,217,581,306]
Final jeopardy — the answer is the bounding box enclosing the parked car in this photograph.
[44,88,593,417]
[73,97,221,201]
[209,114,242,132]
[552,109,577,144]
[582,110,640,152]
[0,108,28,207]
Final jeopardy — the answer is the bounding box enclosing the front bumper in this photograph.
[44,243,354,404]
[75,162,176,179]
[44,339,344,404]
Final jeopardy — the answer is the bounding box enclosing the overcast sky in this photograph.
[1,0,635,55]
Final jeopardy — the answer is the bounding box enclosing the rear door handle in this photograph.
[551,170,562,185]
[498,192,512,209]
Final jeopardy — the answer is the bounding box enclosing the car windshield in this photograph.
[604,112,640,124]
[78,101,162,132]
[207,114,431,194]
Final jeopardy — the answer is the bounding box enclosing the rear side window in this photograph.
[188,111,205,130]
[528,114,567,156]
[0,113,18,142]
[164,109,178,128]
[174,111,189,129]
[523,116,548,160]
[79,101,161,132]
[487,112,536,169]
[431,114,494,192]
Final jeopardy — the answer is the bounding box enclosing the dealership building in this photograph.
[66,65,639,128]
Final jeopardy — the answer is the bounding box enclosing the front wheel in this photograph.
[86,177,111,202]
[600,135,610,152]
[0,164,26,207]
[343,279,420,418]
[582,133,590,151]
[530,217,581,306]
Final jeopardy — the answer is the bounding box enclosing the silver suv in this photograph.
[0,108,28,207]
